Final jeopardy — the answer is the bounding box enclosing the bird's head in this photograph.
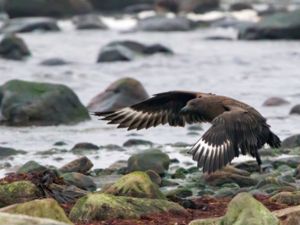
[180,98,203,114]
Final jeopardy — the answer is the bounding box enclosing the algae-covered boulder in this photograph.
[0,198,72,224]
[3,0,93,18]
[17,160,47,174]
[0,181,42,207]
[0,212,69,225]
[127,149,170,175]
[270,191,300,205]
[0,34,30,60]
[69,193,186,222]
[88,77,149,112]
[104,171,165,199]
[62,172,96,191]
[0,79,90,126]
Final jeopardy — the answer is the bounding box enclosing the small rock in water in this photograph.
[17,161,47,174]
[0,146,26,157]
[290,104,300,115]
[88,77,149,112]
[0,34,30,60]
[97,45,134,62]
[62,172,96,191]
[0,17,60,33]
[127,149,170,175]
[59,156,93,174]
[72,14,108,30]
[100,144,125,152]
[230,2,253,11]
[40,58,70,66]
[104,171,165,199]
[71,142,99,154]
[53,141,67,146]
[282,134,300,148]
[123,139,153,147]
[263,97,289,106]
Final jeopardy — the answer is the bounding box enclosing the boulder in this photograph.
[0,146,26,157]
[71,142,99,154]
[40,58,69,66]
[263,97,289,106]
[17,160,47,174]
[127,149,170,175]
[270,191,300,205]
[104,171,165,199]
[87,77,149,112]
[0,212,70,225]
[230,3,253,11]
[69,193,186,222]
[97,45,134,62]
[72,14,107,30]
[89,0,154,12]
[0,181,42,207]
[61,172,96,191]
[239,9,300,40]
[3,0,93,18]
[136,15,192,31]
[59,156,93,174]
[282,135,300,148]
[290,104,300,115]
[0,34,30,60]
[1,17,60,33]
[0,79,90,126]
[0,198,72,224]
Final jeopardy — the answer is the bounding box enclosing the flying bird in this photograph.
[95,91,281,173]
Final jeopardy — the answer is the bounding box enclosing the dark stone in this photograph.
[59,156,93,174]
[0,34,30,60]
[239,9,300,40]
[3,0,93,18]
[40,58,69,66]
[263,97,289,107]
[88,77,149,112]
[71,143,99,154]
[124,4,153,13]
[166,188,193,199]
[53,141,67,146]
[143,44,173,55]
[17,161,47,174]
[0,146,26,157]
[180,0,220,13]
[290,104,300,115]
[155,0,179,13]
[123,139,153,147]
[89,0,154,12]
[136,15,192,32]
[97,45,134,62]
[62,172,96,191]
[72,14,108,30]
[1,17,60,33]
[0,79,90,126]
[282,135,300,149]
[230,2,253,11]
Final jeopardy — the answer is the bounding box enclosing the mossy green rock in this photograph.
[0,198,72,224]
[69,193,186,222]
[0,80,90,126]
[127,149,170,175]
[104,171,165,199]
[0,34,30,60]
[17,160,47,174]
[270,191,300,205]
[0,212,69,225]
[0,181,42,207]
[190,193,279,225]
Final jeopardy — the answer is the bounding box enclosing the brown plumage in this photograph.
[95,91,281,174]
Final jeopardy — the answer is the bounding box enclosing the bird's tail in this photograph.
[267,131,281,148]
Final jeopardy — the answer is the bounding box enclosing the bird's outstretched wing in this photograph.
[189,105,269,174]
[94,91,207,130]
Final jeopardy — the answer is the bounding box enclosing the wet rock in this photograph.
[234,161,262,173]
[136,15,192,32]
[124,4,153,13]
[263,97,289,106]
[40,58,69,66]
[97,45,134,62]
[107,160,128,171]
[69,193,186,222]
[3,0,92,18]
[171,167,188,179]
[0,198,72,224]
[155,0,179,13]
[1,17,60,33]
[123,139,153,147]
[146,170,162,186]
[161,179,179,187]
[0,212,69,225]
[0,146,26,157]
[166,187,193,199]
[0,34,30,60]
[271,191,300,205]
[72,14,107,30]
[17,160,47,174]
[71,143,99,154]
[100,144,125,152]
[271,156,300,168]
[53,141,67,146]
[230,2,253,11]
[239,9,300,40]
[143,43,173,55]
[127,149,170,175]
[282,135,300,148]
[204,167,256,187]
[290,104,300,115]
[104,171,165,199]
[180,0,220,13]
[89,0,153,12]
[59,156,93,174]
[0,181,42,207]
[255,177,296,195]
[88,77,149,112]
[274,205,300,225]
[61,172,96,191]
[0,79,90,126]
